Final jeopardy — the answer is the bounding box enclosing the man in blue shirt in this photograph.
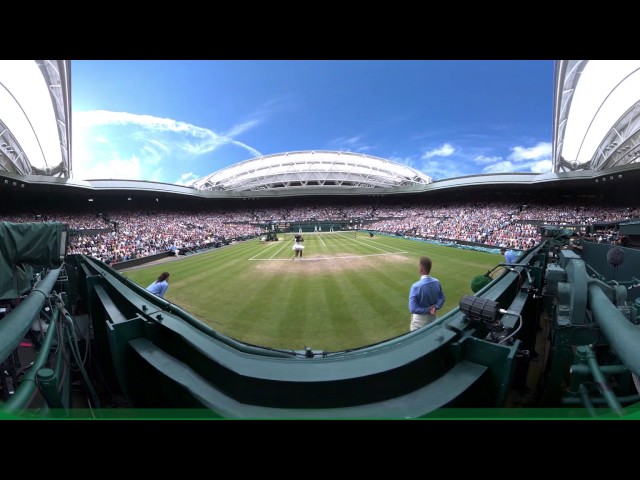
[408,256,446,331]
[500,248,519,264]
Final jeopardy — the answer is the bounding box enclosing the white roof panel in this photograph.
[192,151,432,192]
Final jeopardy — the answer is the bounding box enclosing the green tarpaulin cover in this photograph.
[0,222,66,300]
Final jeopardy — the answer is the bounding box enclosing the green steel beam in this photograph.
[588,284,640,377]
[0,267,61,363]
[2,308,60,413]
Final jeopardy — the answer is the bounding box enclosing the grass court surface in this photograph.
[122,231,500,352]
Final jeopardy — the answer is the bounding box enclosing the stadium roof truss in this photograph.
[554,60,640,173]
[0,60,71,178]
[192,151,433,193]
[590,100,640,169]
[0,120,31,176]
[34,60,72,177]
[5,59,640,194]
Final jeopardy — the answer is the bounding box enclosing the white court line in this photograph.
[347,235,403,254]
[250,233,403,261]
[321,232,405,253]
[248,251,407,261]
[320,241,404,249]
[357,238,406,252]
[248,239,294,260]
[248,241,279,260]
[270,240,293,259]
[321,242,365,247]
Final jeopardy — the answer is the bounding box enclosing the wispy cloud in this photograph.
[528,159,553,173]
[391,150,475,181]
[420,159,470,180]
[421,143,455,159]
[175,172,199,186]
[482,160,516,174]
[329,134,376,153]
[72,110,264,181]
[225,119,262,138]
[73,154,144,181]
[480,142,553,174]
[508,142,552,162]
[410,143,469,180]
[411,140,553,180]
[474,155,502,165]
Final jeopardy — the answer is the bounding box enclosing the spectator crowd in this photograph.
[1,201,637,264]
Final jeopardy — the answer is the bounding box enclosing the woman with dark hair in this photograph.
[292,234,305,260]
[146,272,170,298]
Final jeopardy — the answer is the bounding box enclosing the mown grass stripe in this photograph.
[122,236,500,352]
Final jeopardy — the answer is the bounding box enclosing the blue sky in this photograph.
[70,60,556,185]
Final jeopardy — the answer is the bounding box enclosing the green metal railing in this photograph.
[0,268,60,363]
[3,308,60,413]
